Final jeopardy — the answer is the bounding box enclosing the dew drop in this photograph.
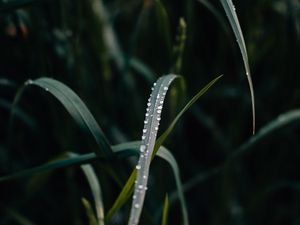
[155,127,158,131]
[140,145,146,152]
[145,113,149,117]
[160,101,163,104]
[157,117,161,121]
[134,203,140,208]
[136,165,141,170]
[25,79,33,85]
[144,120,148,124]
[133,195,136,199]
[147,103,151,107]
[138,185,143,189]
[153,82,157,86]
[163,87,168,91]
[143,129,147,133]
[45,88,49,92]
[143,175,147,179]
[142,135,146,140]
[157,110,161,113]
[157,106,162,109]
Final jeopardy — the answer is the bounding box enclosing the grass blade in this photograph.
[169,109,300,202]
[161,195,169,225]
[171,18,187,74]
[21,78,114,159]
[82,198,99,225]
[68,153,105,225]
[3,208,36,225]
[128,75,178,225]
[108,75,222,225]
[220,0,256,134]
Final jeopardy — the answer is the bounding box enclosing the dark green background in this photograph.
[0,0,299,224]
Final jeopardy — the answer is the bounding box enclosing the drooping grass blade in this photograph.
[20,78,114,159]
[220,0,256,134]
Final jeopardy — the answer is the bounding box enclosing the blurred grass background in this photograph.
[0,0,300,224]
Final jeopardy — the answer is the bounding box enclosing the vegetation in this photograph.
[0,0,299,225]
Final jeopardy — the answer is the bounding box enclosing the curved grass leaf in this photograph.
[161,195,169,225]
[220,0,256,134]
[21,78,114,159]
[128,75,178,225]
[68,153,105,225]
[169,109,300,203]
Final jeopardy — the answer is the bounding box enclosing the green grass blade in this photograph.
[169,109,300,202]
[154,75,223,153]
[229,109,300,160]
[161,195,169,225]
[0,152,96,182]
[107,76,222,224]
[23,78,114,159]
[128,75,178,225]
[82,198,99,225]
[90,0,124,70]
[220,0,256,134]
[3,208,36,225]
[171,18,187,74]
[68,153,105,225]
[156,147,187,225]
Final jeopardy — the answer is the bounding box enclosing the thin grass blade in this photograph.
[220,0,255,134]
[68,153,105,225]
[161,195,169,225]
[171,18,187,74]
[82,198,99,225]
[128,75,178,225]
[107,75,222,224]
[21,78,114,159]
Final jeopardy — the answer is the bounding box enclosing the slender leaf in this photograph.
[3,208,36,225]
[128,75,178,225]
[21,78,114,159]
[108,75,222,225]
[68,153,105,225]
[171,18,187,74]
[161,195,169,225]
[82,198,99,225]
[220,0,256,134]
[169,109,300,203]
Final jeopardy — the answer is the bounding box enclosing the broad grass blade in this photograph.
[22,78,114,159]
[220,0,256,134]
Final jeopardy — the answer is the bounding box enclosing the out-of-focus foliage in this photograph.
[0,0,300,225]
